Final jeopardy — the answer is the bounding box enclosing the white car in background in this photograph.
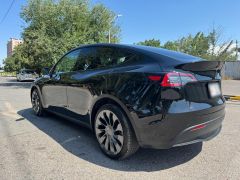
[16,69,39,82]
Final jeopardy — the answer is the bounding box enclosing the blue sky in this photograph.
[0,0,240,66]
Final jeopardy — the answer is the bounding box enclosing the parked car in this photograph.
[30,44,225,159]
[17,69,39,81]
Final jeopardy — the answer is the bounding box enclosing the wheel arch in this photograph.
[90,95,140,142]
[30,85,46,108]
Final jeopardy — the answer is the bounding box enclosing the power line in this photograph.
[0,0,16,25]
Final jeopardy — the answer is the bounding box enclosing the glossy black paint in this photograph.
[31,44,225,149]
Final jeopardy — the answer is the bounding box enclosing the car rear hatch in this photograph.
[175,61,224,103]
[147,60,226,114]
[156,61,224,95]
[154,61,225,147]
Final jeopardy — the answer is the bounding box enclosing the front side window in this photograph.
[53,49,80,74]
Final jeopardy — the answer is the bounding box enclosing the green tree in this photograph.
[136,27,237,61]
[4,0,120,72]
[162,32,209,58]
[163,41,178,51]
[162,29,237,61]
[136,38,161,47]
[206,27,236,61]
[176,32,209,58]
[4,44,30,72]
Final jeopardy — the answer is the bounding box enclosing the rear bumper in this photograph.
[133,104,225,149]
[173,125,221,147]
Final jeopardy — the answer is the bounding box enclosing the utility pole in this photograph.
[108,14,122,43]
[236,40,238,59]
[108,29,111,44]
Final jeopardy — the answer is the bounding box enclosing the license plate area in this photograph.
[208,82,221,98]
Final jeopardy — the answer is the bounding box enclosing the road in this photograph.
[0,77,240,180]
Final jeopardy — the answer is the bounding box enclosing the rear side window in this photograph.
[74,47,138,71]
[74,48,99,71]
[97,47,138,68]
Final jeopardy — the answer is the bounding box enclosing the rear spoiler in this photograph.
[175,61,224,72]
[175,61,224,79]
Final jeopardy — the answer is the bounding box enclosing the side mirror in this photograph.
[42,67,50,76]
[41,67,52,78]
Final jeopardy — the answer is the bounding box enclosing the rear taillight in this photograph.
[161,72,196,87]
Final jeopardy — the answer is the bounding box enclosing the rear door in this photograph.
[66,47,98,117]
[66,47,113,117]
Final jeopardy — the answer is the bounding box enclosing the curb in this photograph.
[224,95,240,101]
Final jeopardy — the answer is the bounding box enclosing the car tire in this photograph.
[94,104,139,160]
[31,89,45,116]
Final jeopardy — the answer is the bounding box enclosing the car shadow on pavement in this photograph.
[0,82,32,88]
[18,108,202,172]
[3,78,18,82]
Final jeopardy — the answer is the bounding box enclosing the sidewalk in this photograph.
[222,80,240,95]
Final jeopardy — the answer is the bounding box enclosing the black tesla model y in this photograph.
[31,44,225,159]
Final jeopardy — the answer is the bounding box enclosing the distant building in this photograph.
[7,38,23,57]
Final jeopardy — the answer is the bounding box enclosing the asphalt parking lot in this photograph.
[0,76,240,180]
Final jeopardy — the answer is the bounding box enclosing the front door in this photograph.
[42,49,81,110]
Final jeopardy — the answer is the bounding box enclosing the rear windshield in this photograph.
[131,45,202,65]
[135,45,201,61]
